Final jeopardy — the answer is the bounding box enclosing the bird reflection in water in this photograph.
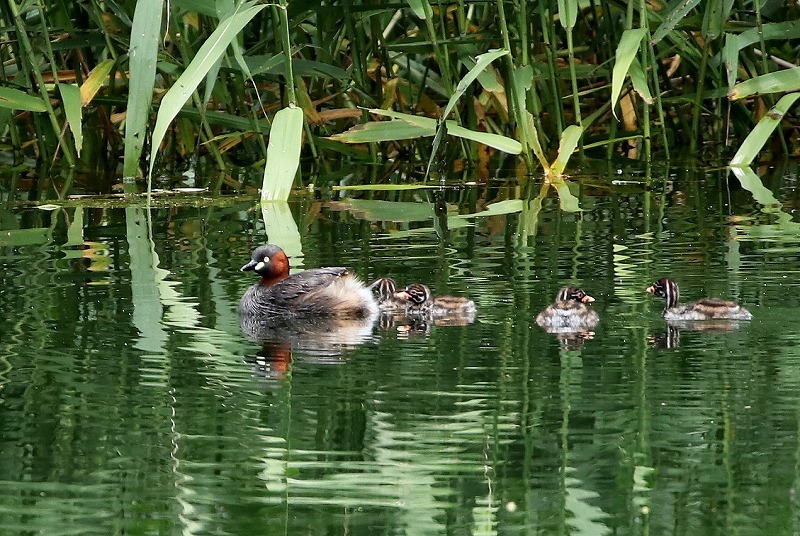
[651,319,745,349]
[240,314,377,380]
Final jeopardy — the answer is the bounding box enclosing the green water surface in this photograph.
[1,164,800,534]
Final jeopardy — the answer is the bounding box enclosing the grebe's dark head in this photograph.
[241,244,290,285]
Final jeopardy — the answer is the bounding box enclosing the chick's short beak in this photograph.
[581,294,595,303]
[645,285,655,294]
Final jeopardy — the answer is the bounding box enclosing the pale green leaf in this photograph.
[367,108,434,127]
[729,68,800,100]
[729,93,800,166]
[459,55,502,92]
[261,106,305,202]
[628,58,653,104]
[454,199,524,219]
[327,199,435,222]
[550,125,584,176]
[330,120,434,143]
[557,0,578,30]
[0,86,47,112]
[447,123,522,154]
[736,19,800,48]
[405,0,426,19]
[611,28,648,120]
[58,83,83,157]
[338,109,521,154]
[723,33,740,91]
[123,0,164,180]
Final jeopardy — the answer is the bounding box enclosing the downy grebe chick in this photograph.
[536,287,599,331]
[239,244,378,319]
[371,277,408,312]
[395,283,477,317]
[645,277,753,321]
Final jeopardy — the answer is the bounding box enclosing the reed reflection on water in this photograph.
[0,164,800,533]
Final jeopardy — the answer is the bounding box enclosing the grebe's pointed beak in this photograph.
[241,260,258,272]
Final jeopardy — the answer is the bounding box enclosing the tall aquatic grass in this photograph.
[0,0,796,198]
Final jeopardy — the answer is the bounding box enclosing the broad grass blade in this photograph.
[0,86,47,112]
[730,93,800,166]
[550,124,584,177]
[261,106,305,202]
[729,69,800,100]
[330,120,434,142]
[611,28,647,120]
[148,1,267,182]
[557,0,578,30]
[337,109,521,153]
[123,0,164,180]
[58,83,83,156]
[447,123,522,154]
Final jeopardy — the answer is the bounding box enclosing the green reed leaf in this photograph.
[557,0,578,30]
[628,57,654,104]
[58,83,83,156]
[123,0,163,181]
[729,68,800,100]
[729,166,781,207]
[335,109,521,154]
[330,120,433,143]
[441,48,508,121]
[261,106,305,202]
[0,86,47,112]
[550,125,583,177]
[729,93,800,166]
[405,0,426,18]
[611,28,647,120]
[447,124,522,154]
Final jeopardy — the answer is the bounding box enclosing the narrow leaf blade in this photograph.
[730,93,800,166]
[58,83,83,156]
[0,86,47,112]
[610,28,648,120]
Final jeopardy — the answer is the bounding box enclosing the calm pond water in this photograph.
[2,163,800,534]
